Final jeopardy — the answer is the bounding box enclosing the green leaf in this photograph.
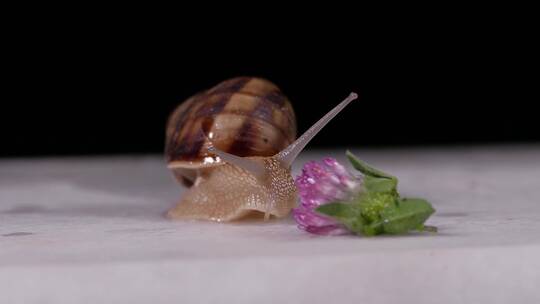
[346,150,397,180]
[316,202,365,234]
[364,176,398,194]
[378,198,436,234]
[316,202,356,218]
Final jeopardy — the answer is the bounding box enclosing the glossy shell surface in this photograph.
[166,77,297,171]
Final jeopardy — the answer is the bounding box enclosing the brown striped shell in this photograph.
[165,77,297,186]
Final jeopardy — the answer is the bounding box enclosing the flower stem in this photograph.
[422,225,438,233]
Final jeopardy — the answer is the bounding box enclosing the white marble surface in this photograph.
[1,146,540,303]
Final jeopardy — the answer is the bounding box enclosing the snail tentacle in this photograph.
[277,92,358,167]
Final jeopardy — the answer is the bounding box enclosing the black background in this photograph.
[2,9,537,157]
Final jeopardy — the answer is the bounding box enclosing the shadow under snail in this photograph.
[165,77,357,221]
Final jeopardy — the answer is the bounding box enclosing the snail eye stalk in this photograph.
[277,92,358,167]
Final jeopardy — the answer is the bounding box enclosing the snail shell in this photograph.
[166,77,296,186]
[165,77,298,220]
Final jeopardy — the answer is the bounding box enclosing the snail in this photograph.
[165,77,357,221]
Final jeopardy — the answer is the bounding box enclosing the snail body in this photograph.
[166,77,357,221]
